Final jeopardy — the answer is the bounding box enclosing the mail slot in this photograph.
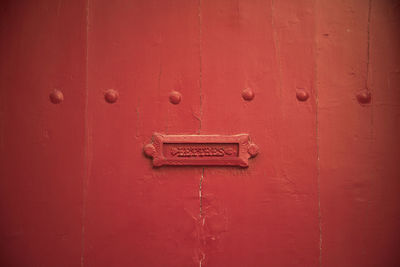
[144,133,258,167]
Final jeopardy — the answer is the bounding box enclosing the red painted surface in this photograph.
[0,1,86,266]
[0,1,399,267]
[317,1,400,266]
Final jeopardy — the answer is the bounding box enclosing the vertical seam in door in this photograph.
[81,0,89,266]
[198,0,203,135]
[198,1,204,267]
[314,0,322,265]
[366,0,371,91]
[270,0,283,100]
[367,0,374,140]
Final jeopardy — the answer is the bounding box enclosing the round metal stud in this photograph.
[104,89,119,104]
[143,144,156,158]
[356,90,371,104]
[296,89,309,102]
[169,91,182,105]
[49,89,64,104]
[248,143,259,158]
[242,88,255,101]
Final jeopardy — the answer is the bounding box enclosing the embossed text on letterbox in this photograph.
[163,143,239,158]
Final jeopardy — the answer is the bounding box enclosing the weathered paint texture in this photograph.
[0,0,399,267]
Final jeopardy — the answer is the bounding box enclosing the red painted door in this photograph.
[1,1,399,267]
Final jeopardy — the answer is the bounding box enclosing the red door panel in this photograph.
[0,1,86,266]
[83,0,202,266]
[317,0,400,266]
[200,0,319,266]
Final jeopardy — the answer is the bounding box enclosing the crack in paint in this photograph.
[199,251,205,267]
[199,168,204,217]
[314,0,322,266]
[198,2,204,266]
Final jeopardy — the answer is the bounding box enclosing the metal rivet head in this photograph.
[242,88,255,101]
[296,89,309,101]
[104,89,119,103]
[356,90,371,104]
[143,144,156,158]
[248,143,259,158]
[49,89,64,104]
[169,91,182,105]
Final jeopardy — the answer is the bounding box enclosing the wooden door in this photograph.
[1,1,399,266]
